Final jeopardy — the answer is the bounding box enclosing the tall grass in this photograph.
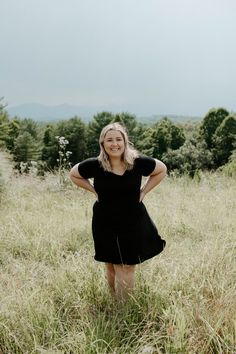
[0,172,235,353]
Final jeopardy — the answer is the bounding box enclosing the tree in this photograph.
[112,112,142,147]
[19,118,40,139]
[41,124,58,168]
[87,112,115,157]
[10,118,43,165]
[170,124,186,150]
[0,98,10,147]
[141,117,185,158]
[86,111,143,156]
[213,115,236,166]
[42,117,87,169]
[55,117,87,165]
[200,107,229,149]
[5,119,21,151]
[163,137,213,176]
[13,131,40,163]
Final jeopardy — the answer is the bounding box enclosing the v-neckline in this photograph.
[110,170,127,176]
[109,162,127,176]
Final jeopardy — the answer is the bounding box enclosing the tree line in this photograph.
[0,98,235,177]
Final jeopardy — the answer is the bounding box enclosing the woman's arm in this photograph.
[140,159,167,202]
[69,163,97,197]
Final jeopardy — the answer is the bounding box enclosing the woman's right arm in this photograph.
[69,163,97,196]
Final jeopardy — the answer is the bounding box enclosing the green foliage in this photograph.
[0,98,10,147]
[13,131,40,163]
[218,159,236,178]
[9,118,43,170]
[42,117,87,170]
[86,111,143,156]
[1,104,235,176]
[42,124,55,156]
[41,124,58,169]
[181,121,201,140]
[163,137,213,176]
[19,118,39,139]
[200,107,229,149]
[213,115,236,166]
[4,118,21,150]
[55,117,87,165]
[112,112,146,152]
[170,123,186,149]
[142,117,185,158]
[87,112,115,156]
[199,108,236,168]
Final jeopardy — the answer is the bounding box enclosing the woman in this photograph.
[69,122,167,300]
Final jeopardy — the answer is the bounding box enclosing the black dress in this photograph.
[78,155,166,265]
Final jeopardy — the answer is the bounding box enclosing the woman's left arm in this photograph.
[140,159,167,202]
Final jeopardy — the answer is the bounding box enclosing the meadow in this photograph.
[0,160,235,353]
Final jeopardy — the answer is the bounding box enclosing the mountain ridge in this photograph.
[6,103,201,122]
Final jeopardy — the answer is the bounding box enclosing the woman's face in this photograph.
[103,130,125,158]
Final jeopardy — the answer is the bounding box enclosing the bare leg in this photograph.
[105,263,116,296]
[113,264,136,301]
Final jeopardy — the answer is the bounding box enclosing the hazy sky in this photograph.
[1,0,236,116]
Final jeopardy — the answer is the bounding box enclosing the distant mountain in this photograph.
[139,114,201,124]
[6,103,201,123]
[7,103,92,122]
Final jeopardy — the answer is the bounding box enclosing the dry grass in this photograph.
[0,170,235,353]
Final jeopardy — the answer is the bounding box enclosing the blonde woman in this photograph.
[70,122,167,300]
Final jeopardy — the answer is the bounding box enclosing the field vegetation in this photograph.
[0,161,235,353]
[1,99,236,352]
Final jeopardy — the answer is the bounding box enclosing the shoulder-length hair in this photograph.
[98,122,139,172]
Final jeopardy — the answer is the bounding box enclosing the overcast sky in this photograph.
[1,0,236,116]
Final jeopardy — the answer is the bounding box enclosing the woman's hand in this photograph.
[139,159,167,202]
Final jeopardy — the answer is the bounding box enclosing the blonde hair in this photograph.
[98,122,139,172]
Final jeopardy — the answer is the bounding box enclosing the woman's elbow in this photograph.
[68,169,74,181]
[157,160,167,175]
[69,166,78,180]
[163,163,167,175]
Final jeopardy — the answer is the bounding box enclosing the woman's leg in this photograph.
[113,264,136,301]
[105,263,116,296]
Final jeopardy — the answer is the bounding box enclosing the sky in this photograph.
[1,0,236,117]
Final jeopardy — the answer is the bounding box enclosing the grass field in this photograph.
[0,163,235,353]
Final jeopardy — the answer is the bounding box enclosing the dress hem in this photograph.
[93,245,166,265]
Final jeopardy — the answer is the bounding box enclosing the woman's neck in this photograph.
[109,157,125,169]
[109,158,126,175]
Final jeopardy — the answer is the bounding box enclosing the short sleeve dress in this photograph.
[78,155,166,265]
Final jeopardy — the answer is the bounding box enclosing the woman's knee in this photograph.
[114,264,135,276]
[105,263,115,274]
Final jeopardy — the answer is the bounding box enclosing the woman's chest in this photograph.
[94,170,141,195]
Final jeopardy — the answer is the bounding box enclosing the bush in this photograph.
[218,160,236,177]
[163,138,213,177]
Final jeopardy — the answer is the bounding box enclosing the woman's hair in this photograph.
[98,122,139,172]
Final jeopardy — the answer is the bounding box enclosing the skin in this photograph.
[69,129,167,301]
[103,130,125,167]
